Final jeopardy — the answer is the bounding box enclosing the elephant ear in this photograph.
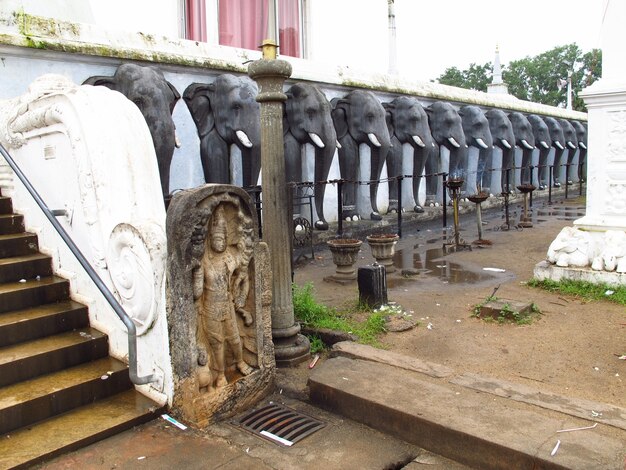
[183,82,215,138]
[82,75,118,90]
[383,104,395,137]
[282,88,293,136]
[166,81,181,115]
[331,98,349,140]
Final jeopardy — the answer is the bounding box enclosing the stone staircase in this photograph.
[0,190,164,469]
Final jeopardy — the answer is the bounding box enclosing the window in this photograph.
[184,0,302,58]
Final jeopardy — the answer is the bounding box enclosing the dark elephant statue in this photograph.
[486,109,515,194]
[458,105,492,194]
[508,112,535,187]
[527,115,552,189]
[558,119,579,185]
[83,63,181,200]
[331,90,391,220]
[543,117,566,187]
[425,102,466,203]
[284,83,338,230]
[183,74,261,188]
[571,121,588,181]
[383,96,434,213]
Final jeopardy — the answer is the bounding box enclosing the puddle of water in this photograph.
[390,247,497,287]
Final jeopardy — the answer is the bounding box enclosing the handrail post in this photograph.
[0,143,155,385]
[397,175,403,238]
[442,172,447,229]
[337,179,343,236]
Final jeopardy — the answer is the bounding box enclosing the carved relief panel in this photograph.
[166,185,274,427]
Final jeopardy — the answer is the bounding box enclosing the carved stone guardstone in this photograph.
[166,184,274,427]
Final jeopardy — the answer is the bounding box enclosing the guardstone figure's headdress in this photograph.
[211,204,227,237]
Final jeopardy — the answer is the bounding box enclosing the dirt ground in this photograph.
[293,196,626,408]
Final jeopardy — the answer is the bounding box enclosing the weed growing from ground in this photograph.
[471,296,541,325]
[293,283,388,347]
[528,278,626,306]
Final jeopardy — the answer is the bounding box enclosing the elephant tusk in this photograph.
[447,136,461,148]
[336,140,342,149]
[579,142,587,150]
[308,132,325,148]
[412,135,426,148]
[500,139,512,149]
[432,142,436,147]
[368,133,382,147]
[236,130,253,148]
[521,139,534,150]
[175,132,182,149]
[554,141,564,150]
[475,138,489,149]
[540,141,550,149]
[567,141,577,150]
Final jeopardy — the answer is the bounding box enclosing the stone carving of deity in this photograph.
[192,203,255,391]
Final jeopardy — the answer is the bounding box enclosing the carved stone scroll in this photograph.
[166,184,274,427]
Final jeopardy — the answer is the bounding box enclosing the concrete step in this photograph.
[0,300,88,348]
[0,252,52,284]
[0,213,24,235]
[0,232,38,259]
[0,356,131,434]
[309,355,626,470]
[0,389,165,470]
[0,327,108,388]
[0,275,69,314]
[0,197,12,215]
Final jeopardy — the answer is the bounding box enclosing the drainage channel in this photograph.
[234,403,326,447]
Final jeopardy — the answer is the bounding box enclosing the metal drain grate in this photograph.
[235,403,325,446]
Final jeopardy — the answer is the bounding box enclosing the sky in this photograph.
[312,0,606,82]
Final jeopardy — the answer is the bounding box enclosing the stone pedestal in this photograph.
[248,52,310,367]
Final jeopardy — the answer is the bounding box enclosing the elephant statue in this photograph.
[83,63,181,200]
[527,115,552,189]
[508,112,535,187]
[183,74,261,188]
[284,83,338,230]
[547,227,594,268]
[543,117,566,187]
[571,121,588,181]
[558,119,579,185]
[458,105,492,195]
[383,96,435,213]
[485,109,515,194]
[425,101,466,204]
[331,90,391,220]
[592,230,626,272]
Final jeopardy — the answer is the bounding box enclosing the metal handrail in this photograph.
[0,142,155,385]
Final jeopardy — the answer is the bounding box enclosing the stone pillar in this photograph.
[534,1,626,285]
[576,0,626,233]
[248,44,310,366]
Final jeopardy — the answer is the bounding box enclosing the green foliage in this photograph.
[435,43,602,112]
[292,283,388,347]
[307,335,326,354]
[437,62,492,92]
[528,278,626,305]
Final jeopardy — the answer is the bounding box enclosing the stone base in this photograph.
[479,299,533,320]
[274,333,311,367]
[534,260,626,287]
[324,274,356,284]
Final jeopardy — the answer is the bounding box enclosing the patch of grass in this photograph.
[528,278,626,305]
[293,283,388,347]
[307,335,326,354]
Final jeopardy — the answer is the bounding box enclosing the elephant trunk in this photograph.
[369,140,391,218]
[313,141,337,230]
[149,116,176,198]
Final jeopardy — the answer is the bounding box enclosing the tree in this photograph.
[434,44,602,112]
[437,62,492,92]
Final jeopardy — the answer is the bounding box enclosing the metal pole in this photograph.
[565,164,569,199]
[397,175,402,238]
[337,180,343,236]
[442,172,447,228]
[548,166,553,205]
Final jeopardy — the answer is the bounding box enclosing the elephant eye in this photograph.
[132,97,144,108]
[306,108,316,119]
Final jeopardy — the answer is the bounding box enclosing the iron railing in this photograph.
[0,142,155,385]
